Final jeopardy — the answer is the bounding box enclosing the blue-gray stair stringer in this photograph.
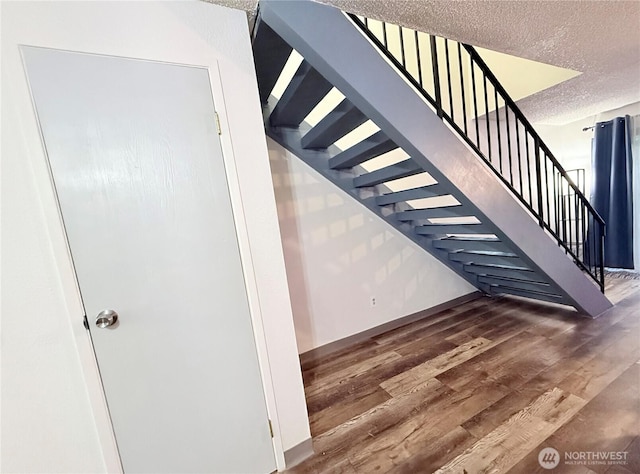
[255,0,612,317]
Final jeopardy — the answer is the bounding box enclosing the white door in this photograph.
[22,46,276,474]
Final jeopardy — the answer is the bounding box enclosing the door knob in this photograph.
[96,309,118,328]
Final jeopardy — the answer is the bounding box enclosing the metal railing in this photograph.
[348,14,605,291]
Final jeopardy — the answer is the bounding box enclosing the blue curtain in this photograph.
[590,115,634,268]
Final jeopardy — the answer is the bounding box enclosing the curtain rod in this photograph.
[583,120,619,132]
[582,124,606,132]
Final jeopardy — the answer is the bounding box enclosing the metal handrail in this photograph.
[347,13,605,291]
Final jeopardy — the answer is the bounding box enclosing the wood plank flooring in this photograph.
[290,279,640,473]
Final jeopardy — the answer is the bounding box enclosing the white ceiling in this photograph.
[212,0,640,125]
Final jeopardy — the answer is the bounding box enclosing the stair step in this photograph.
[477,275,553,294]
[301,99,368,149]
[490,286,565,304]
[270,61,333,127]
[353,159,422,188]
[396,205,468,221]
[415,223,490,235]
[328,131,397,169]
[463,264,545,282]
[253,22,293,103]
[375,184,449,205]
[433,237,506,253]
[449,250,526,268]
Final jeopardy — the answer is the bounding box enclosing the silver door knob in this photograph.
[96,309,118,328]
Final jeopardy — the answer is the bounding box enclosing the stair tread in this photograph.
[375,184,450,205]
[354,159,422,188]
[435,238,508,255]
[396,205,469,221]
[328,130,397,169]
[415,224,490,235]
[478,274,549,287]
[453,250,518,257]
[492,286,564,299]
[419,222,484,227]
[301,99,368,149]
[464,263,533,272]
[441,236,500,242]
[270,61,333,127]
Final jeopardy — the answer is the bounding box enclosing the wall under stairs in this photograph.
[269,137,477,353]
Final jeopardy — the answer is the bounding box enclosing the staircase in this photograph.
[253,0,612,317]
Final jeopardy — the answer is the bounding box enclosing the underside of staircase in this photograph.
[253,0,612,317]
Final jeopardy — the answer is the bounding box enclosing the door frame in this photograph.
[14,20,286,474]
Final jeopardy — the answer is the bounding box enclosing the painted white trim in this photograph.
[208,65,286,471]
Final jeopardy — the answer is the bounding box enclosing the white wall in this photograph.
[0,2,309,472]
[268,139,476,353]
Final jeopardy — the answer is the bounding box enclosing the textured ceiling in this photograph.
[210,0,640,125]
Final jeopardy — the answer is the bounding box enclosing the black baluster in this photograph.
[382,22,388,49]
[505,107,513,185]
[430,36,443,118]
[415,31,423,87]
[495,89,503,173]
[572,189,580,256]
[483,75,491,162]
[534,138,544,226]
[444,39,454,120]
[470,58,480,148]
[544,152,551,224]
[599,224,605,291]
[525,132,532,206]
[399,26,406,68]
[457,43,467,135]
[515,119,523,194]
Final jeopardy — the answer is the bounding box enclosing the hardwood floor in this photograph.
[290,279,640,473]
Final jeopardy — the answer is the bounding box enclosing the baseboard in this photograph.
[299,291,482,367]
[283,437,314,469]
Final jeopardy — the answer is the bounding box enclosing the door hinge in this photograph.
[215,112,222,135]
[268,419,274,438]
[83,314,90,330]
